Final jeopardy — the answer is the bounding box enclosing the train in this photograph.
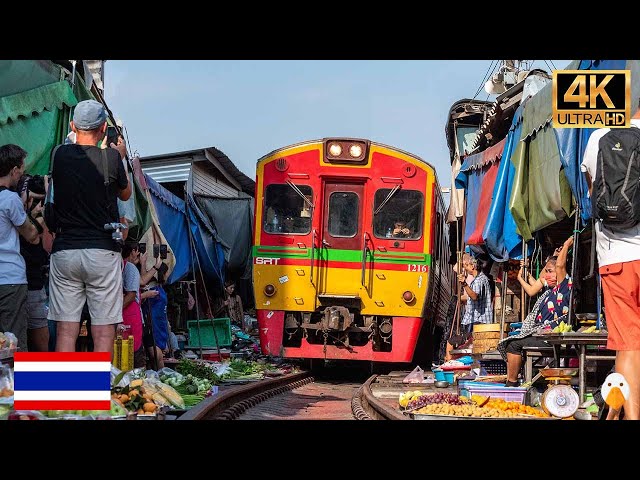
[252,138,453,365]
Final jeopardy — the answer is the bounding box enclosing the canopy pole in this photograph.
[185,199,222,360]
[521,240,528,323]
[567,204,581,327]
[185,200,204,360]
[500,266,508,341]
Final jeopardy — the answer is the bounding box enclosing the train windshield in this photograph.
[263,184,313,234]
[373,189,423,239]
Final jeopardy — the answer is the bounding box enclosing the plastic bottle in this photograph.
[386,227,392,238]
[272,214,279,232]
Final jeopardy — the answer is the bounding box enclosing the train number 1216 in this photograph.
[407,264,427,272]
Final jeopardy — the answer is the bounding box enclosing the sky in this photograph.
[104,60,570,188]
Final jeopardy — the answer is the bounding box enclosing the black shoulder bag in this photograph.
[43,145,62,232]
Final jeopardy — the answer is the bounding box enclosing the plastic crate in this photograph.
[187,318,232,348]
[479,359,507,375]
[465,384,528,404]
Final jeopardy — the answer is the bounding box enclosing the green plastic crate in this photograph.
[187,318,232,348]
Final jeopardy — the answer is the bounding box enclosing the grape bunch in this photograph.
[406,392,466,410]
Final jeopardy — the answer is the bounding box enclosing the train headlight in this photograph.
[264,284,276,297]
[349,144,362,158]
[402,290,415,303]
[328,143,342,156]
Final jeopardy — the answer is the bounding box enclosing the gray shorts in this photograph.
[26,287,49,329]
[0,284,27,351]
[48,249,123,325]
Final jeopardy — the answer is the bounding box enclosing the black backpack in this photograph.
[592,126,640,230]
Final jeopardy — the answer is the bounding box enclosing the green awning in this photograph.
[0,60,63,98]
[0,80,77,126]
[509,83,572,241]
[0,80,77,175]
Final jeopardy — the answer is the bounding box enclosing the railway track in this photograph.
[178,371,408,420]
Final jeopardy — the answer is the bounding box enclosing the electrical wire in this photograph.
[544,60,556,73]
[472,60,497,100]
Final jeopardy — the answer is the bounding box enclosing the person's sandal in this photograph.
[505,380,520,387]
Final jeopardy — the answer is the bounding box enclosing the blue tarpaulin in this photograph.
[483,105,533,261]
[187,195,226,290]
[146,175,192,284]
[144,174,226,288]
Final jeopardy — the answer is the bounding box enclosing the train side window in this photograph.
[373,189,423,240]
[328,191,359,238]
[263,184,313,234]
[434,212,441,261]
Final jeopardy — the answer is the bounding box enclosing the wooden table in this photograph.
[533,333,613,402]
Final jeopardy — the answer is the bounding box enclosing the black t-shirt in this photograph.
[51,144,128,253]
[20,237,49,291]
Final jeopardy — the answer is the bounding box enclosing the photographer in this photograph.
[47,100,131,356]
[0,144,43,351]
[18,174,50,351]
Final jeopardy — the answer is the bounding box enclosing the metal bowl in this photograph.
[434,380,450,388]
[540,368,578,378]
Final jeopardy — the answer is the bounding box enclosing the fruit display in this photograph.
[413,403,515,417]
[578,325,602,334]
[401,392,470,410]
[398,391,425,408]
[470,394,490,407]
[552,321,573,333]
[112,382,159,414]
[482,399,550,417]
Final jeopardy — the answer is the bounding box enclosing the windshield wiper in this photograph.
[286,180,314,209]
[373,185,401,216]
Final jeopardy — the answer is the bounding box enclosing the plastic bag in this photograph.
[214,363,232,377]
[0,365,14,403]
[0,332,18,349]
[403,365,425,384]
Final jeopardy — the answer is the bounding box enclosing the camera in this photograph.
[18,174,46,196]
[104,222,128,247]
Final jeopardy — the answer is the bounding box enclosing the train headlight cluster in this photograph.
[324,139,368,163]
[264,284,276,297]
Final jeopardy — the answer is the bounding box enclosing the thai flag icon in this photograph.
[13,352,111,411]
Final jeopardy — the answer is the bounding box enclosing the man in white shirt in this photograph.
[0,144,44,350]
[581,111,640,420]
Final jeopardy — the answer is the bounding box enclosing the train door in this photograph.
[318,182,366,296]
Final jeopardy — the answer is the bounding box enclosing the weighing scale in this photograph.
[540,368,580,418]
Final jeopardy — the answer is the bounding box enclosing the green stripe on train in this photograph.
[253,246,431,265]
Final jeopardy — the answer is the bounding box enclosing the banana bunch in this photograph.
[582,325,600,334]
[552,321,573,333]
[399,391,424,408]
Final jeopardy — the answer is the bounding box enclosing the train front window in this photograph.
[373,189,423,239]
[328,192,359,238]
[263,184,312,234]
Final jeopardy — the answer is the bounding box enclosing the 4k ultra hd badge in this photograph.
[553,70,631,128]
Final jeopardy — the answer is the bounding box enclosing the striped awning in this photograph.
[459,137,506,173]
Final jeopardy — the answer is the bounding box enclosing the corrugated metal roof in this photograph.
[139,146,255,196]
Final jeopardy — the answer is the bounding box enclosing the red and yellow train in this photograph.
[252,138,453,364]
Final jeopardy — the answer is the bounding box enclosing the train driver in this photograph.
[392,220,412,238]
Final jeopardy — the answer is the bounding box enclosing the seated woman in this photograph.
[517,252,560,297]
[497,236,574,387]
